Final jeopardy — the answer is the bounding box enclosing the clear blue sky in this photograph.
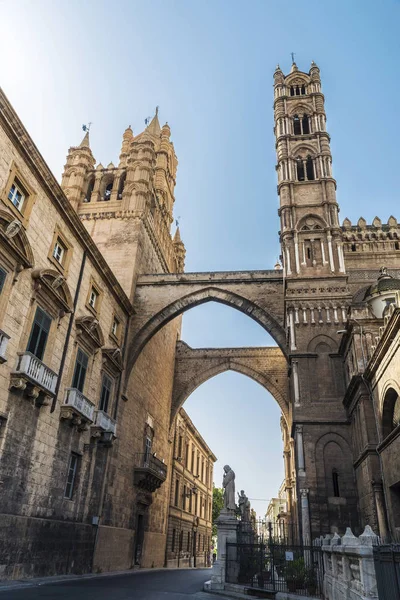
[1,0,399,517]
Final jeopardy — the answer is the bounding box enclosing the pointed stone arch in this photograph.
[170,343,289,425]
[125,283,287,379]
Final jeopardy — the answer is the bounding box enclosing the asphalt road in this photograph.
[0,569,223,600]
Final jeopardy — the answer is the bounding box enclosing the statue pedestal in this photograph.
[208,509,238,591]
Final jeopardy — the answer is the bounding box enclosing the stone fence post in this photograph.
[319,525,379,600]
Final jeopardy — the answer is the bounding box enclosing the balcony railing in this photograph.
[133,452,168,492]
[63,388,95,422]
[94,409,117,435]
[14,351,58,395]
[0,330,10,363]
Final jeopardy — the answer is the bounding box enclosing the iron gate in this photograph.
[373,543,400,600]
[226,542,324,598]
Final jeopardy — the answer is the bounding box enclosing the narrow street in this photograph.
[0,569,222,600]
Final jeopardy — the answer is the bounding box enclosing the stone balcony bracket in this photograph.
[10,351,58,407]
[60,388,95,432]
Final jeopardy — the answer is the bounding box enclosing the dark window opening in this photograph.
[390,482,400,528]
[307,247,311,260]
[306,156,315,180]
[301,84,306,95]
[27,307,52,361]
[302,115,310,134]
[187,532,190,552]
[64,453,79,499]
[178,435,183,458]
[297,160,305,181]
[395,241,400,250]
[351,243,356,252]
[293,115,301,135]
[72,348,89,392]
[382,388,400,439]
[0,266,7,295]
[332,469,340,497]
[84,177,95,203]
[172,528,176,552]
[179,530,183,552]
[296,85,300,95]
[290,86,295,96]
[117,173,126,200]
[174,478,180,506]
[99,373,113,413]
[103,182,113,201]
[185,443,189,468]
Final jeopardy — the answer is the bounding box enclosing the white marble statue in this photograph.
[222,465,236,511]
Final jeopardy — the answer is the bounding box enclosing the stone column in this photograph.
[327,235,335,272]
[296,425,306,477]
[300,488,311,545]
[208,509,238,591]
[289,310,296,351]
[292,360,300,407]
[372,481,389,541]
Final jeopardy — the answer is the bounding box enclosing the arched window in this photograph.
[297,159,305,181]
[84,177,95,203]
[296,85,300,96]
[332,469,340,497]
[103,182,113,201]
[301,84,306,95]
[290,86,295,96]
[302,115,310,134]
[382,388,400,439]
[395,241,400,251]
[117,172,126,200]
[293,115,301,135]
[306,156,315,180]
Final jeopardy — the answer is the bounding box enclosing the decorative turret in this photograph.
[119,126,133,167]
[173,227,186,272]
[61,129,96,210]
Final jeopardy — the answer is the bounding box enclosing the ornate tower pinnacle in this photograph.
[61,129,95,210]
[274,62,344,278]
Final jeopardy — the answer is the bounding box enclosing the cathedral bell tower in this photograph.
[61,110,185,300]
[274,61,345,277]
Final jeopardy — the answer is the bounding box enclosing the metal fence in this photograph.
[373,543,400,600]
[226,541,324,598]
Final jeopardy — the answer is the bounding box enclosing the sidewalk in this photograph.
[0,567,197,592]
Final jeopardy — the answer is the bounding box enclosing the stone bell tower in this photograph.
[274,60,344,278]
[274,61,359,540]
[61,110,185,300]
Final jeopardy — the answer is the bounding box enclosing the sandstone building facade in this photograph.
[0,59,400,579]
[165,408,216,568]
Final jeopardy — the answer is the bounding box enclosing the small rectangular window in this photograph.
[0,267,6,295]
[89,287,99,309]
[174,477,180,506]
[53,238,67,265]
[8,178,26,212]
[99,373,113,413]
[64,453,79,499]
[144,436,152,465]
[72,348,89,392]
[27,306,52,360]
[111,316,120,338]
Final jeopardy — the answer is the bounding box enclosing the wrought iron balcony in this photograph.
[60,388,95,429]
[133,452,168,492]
[10,351,58,400]
[0,330,10,364]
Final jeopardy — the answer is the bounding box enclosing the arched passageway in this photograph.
[171,342,289,424]
[126,272,286,380]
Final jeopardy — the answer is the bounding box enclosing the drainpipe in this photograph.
[51,251,87,413]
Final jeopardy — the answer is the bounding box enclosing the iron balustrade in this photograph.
[94,409,117,434]
[63,387,95,421]
[133,452,168,492]
[14,351,58,394]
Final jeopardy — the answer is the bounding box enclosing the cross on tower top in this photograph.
[291,52,295,64]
